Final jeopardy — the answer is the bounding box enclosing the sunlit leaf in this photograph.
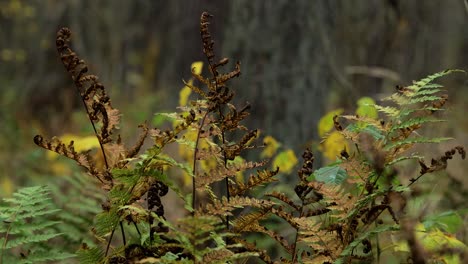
[179,84,192,106]
[319,131,349,160]
[355,97,378,119]
[318,109,343,138]
[191,61,203,75]
[179,61,203,106]
[273,150,298,174]
[261,136,281,158]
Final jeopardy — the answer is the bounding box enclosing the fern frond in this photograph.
[229,168,279,196]
[0,186,74,263]
[407,69,463,92]
[384,136,453,150]
[266,191,301,211]
[407,95,443,104]
[374,105,400,117]
[386,154,425,166]
[390,117,445,133]
[196,161,267,190]
[76,245,105,264]
[202,196,275,217]
[18,250,76,264]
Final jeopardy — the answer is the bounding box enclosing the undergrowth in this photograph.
[2,12,466,264]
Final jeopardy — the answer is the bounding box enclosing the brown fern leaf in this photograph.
[231,237,276,264]
[196,160,267,190]
[266,191,300,211]
[200,12,216,70]
[149,110,197,148]
[201,196,275,217]
[33,135,104,182]
[56,28,121,145]
[220,103,250,132]
[126,123,149,159]
[298,148,315,182]
[230,167,279,197]
[202,248,234,262]
[235,219,290,252]
[215,61,241,85]
[223,129,258,160]
[410,146,466,185]
[232,209,272,232]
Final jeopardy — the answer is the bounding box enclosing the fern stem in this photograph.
[291,202,304,263]
[80,99,110,173]
[105,225,116,257]
[0,197,25,264]
[133,221,141,237]
[120,221,126,246]
[218,106,231,231]
[192,111,210,213]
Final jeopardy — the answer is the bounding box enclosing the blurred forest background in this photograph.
[1,0,468,199]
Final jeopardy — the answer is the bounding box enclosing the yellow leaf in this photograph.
[394,224,467,263]
[179,84,192,106]
[46,134,100,160]
[414,224,466,251]
[356,97,377,119]
[191,61,203,75]
[273,149,298,174]
[261,136,281,158]
[179,62,203,106]
[318,109,343,138]
[319,131,349,161]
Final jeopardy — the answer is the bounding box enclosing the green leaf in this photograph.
[318,109,343,137]
[309,165,348,184]
[273,150,298,174]
[356,97,378,119]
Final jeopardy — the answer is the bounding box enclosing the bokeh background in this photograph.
[1,0,467,205]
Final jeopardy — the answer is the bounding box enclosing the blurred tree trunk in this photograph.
[220,0,468,163]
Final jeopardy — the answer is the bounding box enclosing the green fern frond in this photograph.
[374,105,400,117]
[407,95,443,104]
[386,154,425,166]
[390,117,445,133]
[0,185,74,263]
[407,69,463,92]
[76,246,105,264]
[384,137,453,150]
[94,210,120,237]
[414,87,442,96]
[398,107,443,118]
[18,250,75,264]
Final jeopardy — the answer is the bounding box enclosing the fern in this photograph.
[30,10,467,264]
[0,185,75,263]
